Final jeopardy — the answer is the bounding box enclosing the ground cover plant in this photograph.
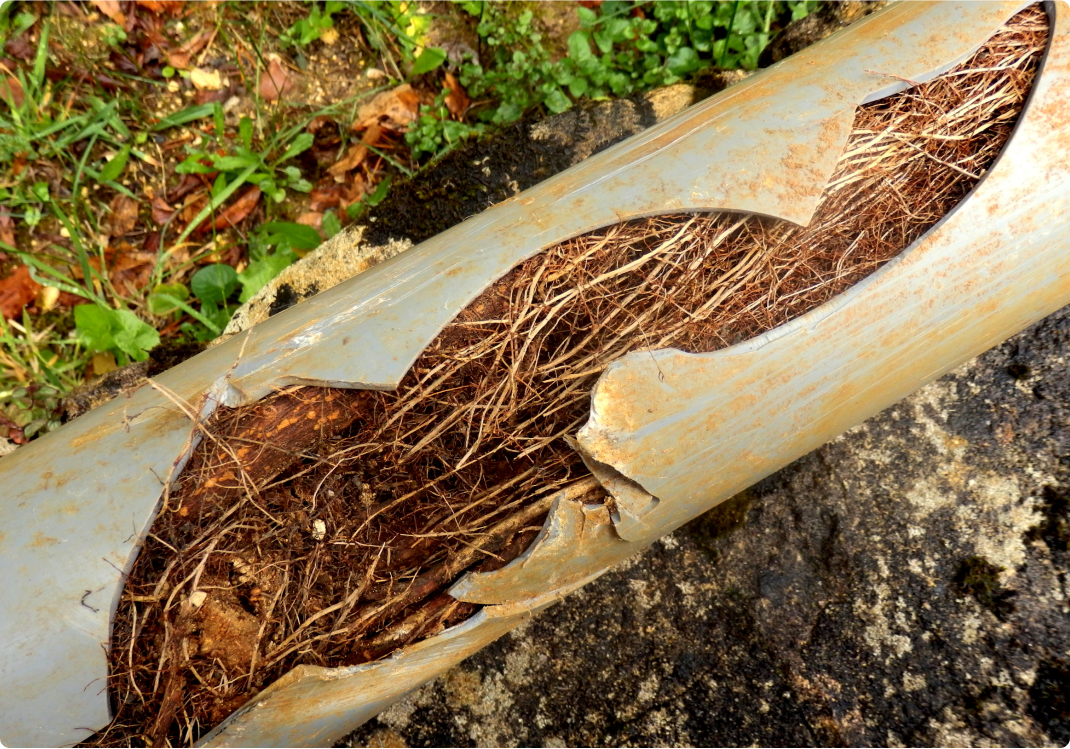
[0,0,816,451]
[87,6,1048,745]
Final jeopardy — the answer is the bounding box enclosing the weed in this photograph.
[279,0,345,49]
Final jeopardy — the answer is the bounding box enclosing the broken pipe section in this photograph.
[1,2,1065,747]
[200,2,1070,747]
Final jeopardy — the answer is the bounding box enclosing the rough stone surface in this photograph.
[343,308,1070,748]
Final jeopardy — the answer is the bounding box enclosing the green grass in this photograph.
[0,0,817,445]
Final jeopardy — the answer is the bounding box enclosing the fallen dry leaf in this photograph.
[0,74,25,109]
[258,58,293,102]
[309,183,344,212]
[135,0,184,15]
[444,72,469,119]
[5,35,35,62]
[151,196,177,225]
[328,122,382,178]
[354,84,420,130]
[0,265,42,320]
[91,351,119,377]
[194,88,229,105]
[190,66,222,90]
[165,173,207,204]
[107,195,140,238]
[0,212,14,247]
[109,244,157,295]
[36,286,59,312]
[212,186,260,230]
[327,143,367,178]
[90,0,126,25]
[296,211,323,233]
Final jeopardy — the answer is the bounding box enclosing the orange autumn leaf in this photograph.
[212,186,261,230]
[107,195,140,238]
[0,265,42,320]
[444,72,470,119]
[353,85,420,130]
[90,0,126,25]
[258,58,293,102]
[327,123,382,178]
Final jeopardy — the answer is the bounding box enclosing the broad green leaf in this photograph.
[153,104,216,131]
[191,263,239,304]
[147,283,190,315]
[98,144,131,183]
[212,153,260,171]
[258,221,321,251]
[278,132,314,163]
[666,46,701,75]
[544,88,571,114]
[112,309,159,361]
[322,210,342,239]
[412,47,448,76]
[74,304,116,352]
[237,249,298,303]
[239,116,253,149]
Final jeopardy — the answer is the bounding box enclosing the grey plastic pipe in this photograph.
[1,1,1067,746]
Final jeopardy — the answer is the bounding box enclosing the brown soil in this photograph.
[87,7,1047,746]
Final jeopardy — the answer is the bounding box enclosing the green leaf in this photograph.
[237,249,298,303]
[239,116,254,149]
[258,222,322,251]
[666,46,701,75]
[567,77,589,98]
[98,144,131,183]
[411,47,448,76]
[111,309,159,362]
[74,304,117,352]
[212,153,261,171]
[153,104,216,131]
[544,87,571,114]
[213,102,226,139]
[365,175,392,207]
[278,132,314,163]
[322,210,342,239]
[147,283,190,315]
[567,31,594,63]
[191,263,239,304]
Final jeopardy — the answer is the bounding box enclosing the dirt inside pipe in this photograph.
[86,7,1047,745]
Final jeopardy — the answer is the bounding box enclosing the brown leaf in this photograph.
[4,35,35,62]
[135,0,184,15]
[212,186,260,230]
[107,195,140,238]
[327,143,367,178]
[0,74,25,109]
[178,30,213,59]
[327,123,382,178]
[0,265,42,320]
[90,0,126,25]
[258,58,292,102]
[354,84,420,130]
[109,244,157,295]
[309,183,344,212]
[444,72,469,119]
[151,195,177,225]
[0,212,14,248]
[296,211,323,234]
[193,88,228,105]
[165,173,206,204]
